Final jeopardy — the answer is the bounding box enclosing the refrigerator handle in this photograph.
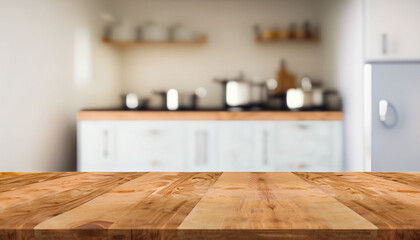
[379,100,388,122]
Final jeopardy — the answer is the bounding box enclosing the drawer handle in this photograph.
[292,163,307,169]
[195,131,208,166]
[382,34,388,55]
[149,129,160,135]
[103,130,109,158]
[296,124,309,130]
[262,130,268,165]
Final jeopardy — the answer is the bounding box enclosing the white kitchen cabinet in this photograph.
[77,121,117,171]
[271,121,343,171]
[78,120,343,172]
[116,121,187,171]
[365,0,420,61]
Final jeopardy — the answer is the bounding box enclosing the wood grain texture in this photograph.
[294,172,420,240]
[0,173,144,239]
[112,172,222,240]
[77,111,343,121]
[179,172,376,240]
[367,172,420,189]
[0,172,32,179]
[0,172,419,240]
[0,172,79,193]
[34,172,180,239]
[0,172,116,211]
[35,172,220,239]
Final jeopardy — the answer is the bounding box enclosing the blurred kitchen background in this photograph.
[0,0,368,171]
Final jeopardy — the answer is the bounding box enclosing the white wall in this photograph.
[0,0,365,171]
[105,0,325,108]
[104,0,365,170]
[321,0,364,171]
[0,0,121,171]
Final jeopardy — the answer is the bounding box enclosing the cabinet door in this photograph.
[77,121,117,171]
[273,121,343,172]
[186,122,217,171]
[365,0,420,61]
[116,121,187,171]
[216,122,256,171]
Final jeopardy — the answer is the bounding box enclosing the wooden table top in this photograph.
[0,172,419,240]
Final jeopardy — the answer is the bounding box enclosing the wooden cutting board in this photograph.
[0,172,419,240]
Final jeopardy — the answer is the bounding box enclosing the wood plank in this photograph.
[368,172,420,189]
[0,172,30,179]
[77,111,343,121]
[0,172,79,193]
[179,172,376,240]
[406,172,420,176]
[112,172,221,240]
[34,172,203,239]
[0,172,145,240]
[294,172,420,240]
[0,172,115,211]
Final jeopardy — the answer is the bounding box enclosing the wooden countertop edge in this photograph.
[77,111,343,121]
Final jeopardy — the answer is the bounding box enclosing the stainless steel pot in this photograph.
[215,77,251,109]
[154,89,181,110]
[154,88,206,110]
[122,93,139,110]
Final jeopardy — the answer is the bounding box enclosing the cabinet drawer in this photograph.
[216,122,256,171]
[116,122,187,171]
[273,121,342,171]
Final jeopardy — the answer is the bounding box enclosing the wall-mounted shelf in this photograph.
[256,36,320,43]
[102,35,207,47]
